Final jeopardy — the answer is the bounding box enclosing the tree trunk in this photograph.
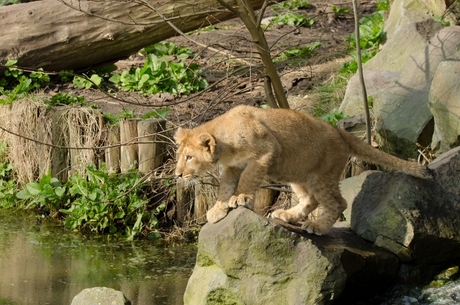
[0,0,266,73]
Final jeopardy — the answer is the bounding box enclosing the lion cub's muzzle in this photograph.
[175,170,194,180]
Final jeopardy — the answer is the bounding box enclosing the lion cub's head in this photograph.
[174,127,217,179]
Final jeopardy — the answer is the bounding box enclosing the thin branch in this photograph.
[352,0,371,144]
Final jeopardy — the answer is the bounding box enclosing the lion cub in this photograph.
[174,105,429,235]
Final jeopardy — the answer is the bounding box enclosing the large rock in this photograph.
[429,60,460,154]
[339,70,400,116]
[342,26,460,159]
[340,0,460,159]
[71,287,131,305]
[341,147,460,264]
[382,0,446,45]
[184,207,398,305]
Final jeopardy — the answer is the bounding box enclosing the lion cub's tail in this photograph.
[337,129,431,179]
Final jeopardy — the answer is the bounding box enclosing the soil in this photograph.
[52,0,377,126]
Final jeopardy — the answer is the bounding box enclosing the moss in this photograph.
[205,288,244,305]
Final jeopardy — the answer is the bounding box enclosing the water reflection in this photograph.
[0,210,196,305]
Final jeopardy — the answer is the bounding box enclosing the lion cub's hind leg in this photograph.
[301,184,347,236]
[270,183,319,224]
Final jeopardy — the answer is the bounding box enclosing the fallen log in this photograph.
[0,0,266,73]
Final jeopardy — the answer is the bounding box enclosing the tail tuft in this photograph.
[413,166,433,179]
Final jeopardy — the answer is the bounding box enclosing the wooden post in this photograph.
[119,119,139,173]
[254,187,277,216]
[137,119,166,174]
[50,108,69,183]
[68,114,86,176]
[36,108,52,178]
[175,180,194,225]
[105,125,120,174]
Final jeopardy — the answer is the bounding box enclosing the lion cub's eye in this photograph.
[185,155,193,161]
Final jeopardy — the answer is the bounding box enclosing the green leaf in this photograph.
[90,74,103,86]
[16,189,31,200]
[5,60,18,67]
[88,190,98,201]
[109,74,120,84]
[55,186,66,198]
[26,183,41,196]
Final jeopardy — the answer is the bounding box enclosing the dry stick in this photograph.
[352,0,371,144]
[216,0,290,109]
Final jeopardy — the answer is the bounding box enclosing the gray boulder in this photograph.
[341,26,460,159]
[71,287,131,305]
[429,60,460,154]
[340,0,460,159]
[184,207,398,305]
[341,147,460,264]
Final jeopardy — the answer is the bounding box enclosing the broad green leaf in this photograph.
[16,189,31,200]
[26,183,41,196]
[55,186,66,198]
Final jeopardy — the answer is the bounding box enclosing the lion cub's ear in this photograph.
[174,127,189,144]
[198,132,216,155]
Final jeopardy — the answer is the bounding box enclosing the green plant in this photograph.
[45,92,86,107]
[141,42,194,59]
[141,108,170,120]
[103,108,136,125]
[376,0,389,11]
[274,42,321,62]
[61,164,163,240]
[73,73,103,89]
[16,170,67,213]
[15,162,165,239]
[320,108,347,126]
[271,13,315,27]
[59,70,74,82]
[0,60,50,103]
[272,0,311,11]
[0,0,20,5]
[103,107,170,125]
[331,5,350,16]
[0,142,18,208]
[341,10,386,74]
[72,64,117,89]
[309,73,351,118]
[109,51,208,95]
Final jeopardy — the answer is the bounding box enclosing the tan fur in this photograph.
[174,105,430,235]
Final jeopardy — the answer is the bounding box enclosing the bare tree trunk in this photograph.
[0,0,267,73]
[217,0,290,109]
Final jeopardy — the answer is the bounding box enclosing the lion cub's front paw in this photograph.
[270,209,301,223]
[270,209,290,222]
[228,194,254,209]
[206,205,229,224]
[300,220,329,236]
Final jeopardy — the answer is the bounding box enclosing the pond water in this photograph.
[0,209,197,305]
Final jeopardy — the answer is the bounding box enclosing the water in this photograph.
[379,279,460,305]
[0,209,197,305]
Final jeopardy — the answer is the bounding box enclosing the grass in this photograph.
[309,73,351,118]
